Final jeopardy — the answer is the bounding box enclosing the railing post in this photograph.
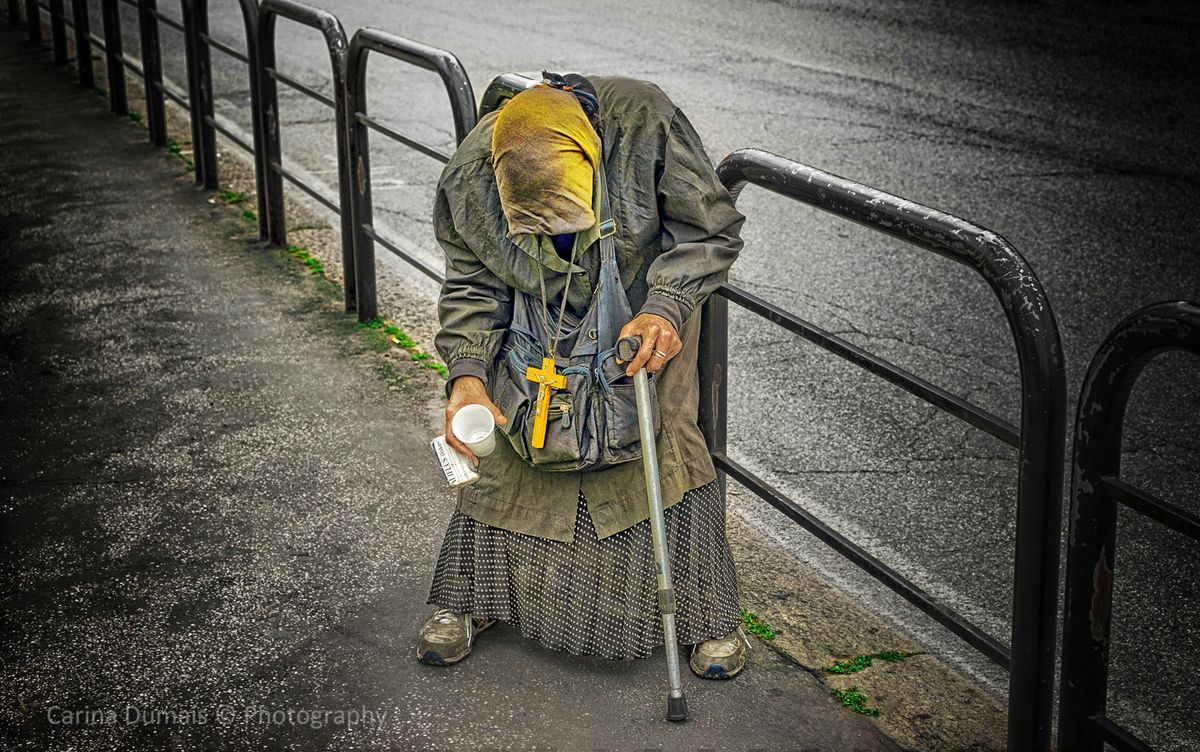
[136,0,167,146]
[7,0,19,28]
[714,150,1066,752]
[70,0,93,87]
[48,0,67,64]
[255,8,285,245]
[99,0,128,114]
[697,294,729,498]
[1007,318,1067,752]
[1059,415,1120,751]
[178,0,205,186]
[227,0,268,240]
[1057,300,1200,752]
[346,34,378,323]
[327,20,355,313]
[256,0,357,316]
[23,0,39,43]
[346,30,478,321]
[179,0,216,188]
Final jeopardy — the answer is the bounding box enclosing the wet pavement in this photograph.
[118,2,1199,748]
[0,31,901,751]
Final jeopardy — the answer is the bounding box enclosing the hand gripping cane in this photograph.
[617,335,689,722]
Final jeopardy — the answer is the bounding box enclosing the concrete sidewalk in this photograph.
[0,28,901,751]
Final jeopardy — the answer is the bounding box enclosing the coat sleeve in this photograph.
[639,107,746,332]
[432,179,513,398]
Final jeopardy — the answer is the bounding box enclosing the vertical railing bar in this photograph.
[24,0,40,42]
[136,0,166,145]
[183,0,216,188]
[697,294,728,501]
[236,0,267,239]
[256,6,284,244]
[99,0,128,114]
[178,0,206,186]
[69,0,93,86]
[347,32,378,323]
[47,0,66,63]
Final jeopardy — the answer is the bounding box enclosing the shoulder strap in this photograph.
[596,157,617,264]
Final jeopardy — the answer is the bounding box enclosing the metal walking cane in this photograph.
[617,335,689,722]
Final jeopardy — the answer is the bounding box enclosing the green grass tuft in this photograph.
[832,686,880,716]
[824,650,909,675]
[128,110,142,123]
[826,655,873,675]
[739,608,777,640]
[284,245,324,275]
[222,190,247,203]
[356,317,448,378]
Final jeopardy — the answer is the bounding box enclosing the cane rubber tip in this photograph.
[666,694,688,722]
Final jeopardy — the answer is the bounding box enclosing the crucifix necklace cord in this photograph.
[525,236,581,449]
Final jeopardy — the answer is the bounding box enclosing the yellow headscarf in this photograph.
[491,86,601,237]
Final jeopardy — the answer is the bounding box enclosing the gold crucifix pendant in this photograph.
[526,356,566,449]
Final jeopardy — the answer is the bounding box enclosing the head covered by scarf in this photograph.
[491,85,602,237]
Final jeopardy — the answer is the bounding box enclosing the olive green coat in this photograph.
[433,75,745,542]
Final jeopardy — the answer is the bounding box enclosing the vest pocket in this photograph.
[491,360,533,464]
[598,354,661,464]
[526,368,595,471]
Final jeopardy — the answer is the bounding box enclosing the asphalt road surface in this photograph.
[100,1,1199,748]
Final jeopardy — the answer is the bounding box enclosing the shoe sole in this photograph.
[692,660,745,680]
[417,648,465,666]
[415,619,497,667]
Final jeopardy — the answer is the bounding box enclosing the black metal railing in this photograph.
[1057,300,1199,752]
[5,6,1089,751]
[175,0,265,227]
[705,149,1067,751]
[346,27,475,322]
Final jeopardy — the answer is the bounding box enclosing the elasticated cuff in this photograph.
[638,292,690,334]
[445,357,490,398]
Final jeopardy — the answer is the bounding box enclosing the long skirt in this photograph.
[425,479,741,661]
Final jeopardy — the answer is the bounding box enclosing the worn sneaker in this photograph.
[416,608,496,666]
[688,626,752,679]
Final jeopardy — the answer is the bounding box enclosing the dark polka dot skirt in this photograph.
[426,479,742,661]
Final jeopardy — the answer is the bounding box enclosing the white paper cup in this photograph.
[452,404,496,457]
